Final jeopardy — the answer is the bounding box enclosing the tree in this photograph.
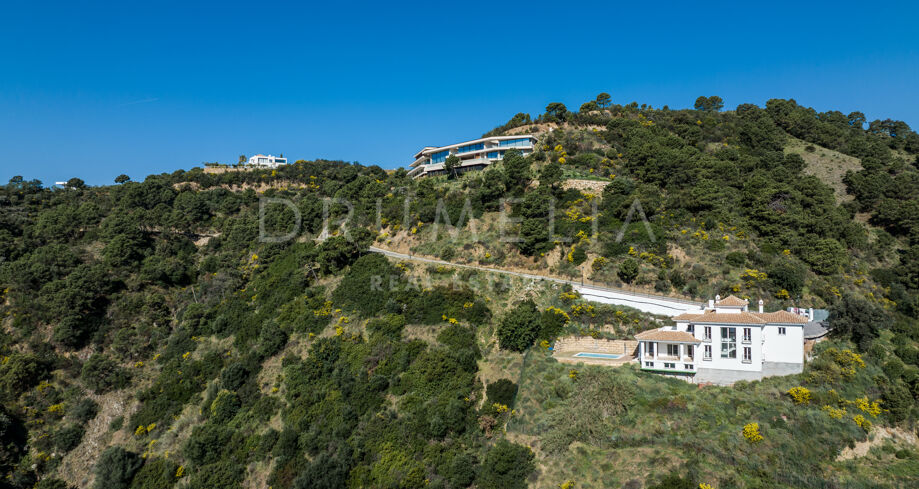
[81,354,130,394]
[596,92,611,108]
[93,447,143,489]
[477,439,535,489]
[828,294,892,350]
[497,300,541,351]
[66,177,86,189]
[444,154,460,179]
[114,174,131,184]
[502,149,531,192]
[539,161,563,190]
[694,96,724,112]
[579,101,599,113]
[801,238,847,275]
[238,155,247,165]
[545,102,568,121]
[618,258,639,284]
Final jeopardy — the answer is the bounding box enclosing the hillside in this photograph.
[1,97,919,489]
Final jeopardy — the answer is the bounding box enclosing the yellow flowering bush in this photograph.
[742,422,763,443]
[787,386,811,405]
[822,405,846,419]
[853,414,872,432]
[699,484,714,489]
[855,397,882,417]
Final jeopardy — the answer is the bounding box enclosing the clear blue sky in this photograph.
[2,0,917,186]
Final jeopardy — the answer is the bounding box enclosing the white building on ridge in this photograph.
[247,154,288,168]
[635,295,809,384]
[408,135,537,178]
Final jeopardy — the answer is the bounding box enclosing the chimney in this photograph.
[758,299,764,314]
[809,307,814,321]
[708,299,715,309]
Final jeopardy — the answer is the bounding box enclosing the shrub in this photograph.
[366,314,406,340]
[725,251,747,267]
[52,424,85,452]
[332,253,399,316]
[497,301,541,352]
[617,259,639,284]
[93,447,143,489]
[787,386,811,405]
[68,398,99,423]
[128,457,179,489]
[742,422,763,443]
[486,379,518,407]
[477,439,534,489]
[210,390,241,423]
[220,363,250,391]
[35,480,72,489]
[0,353,48,397]
[81,354,130,394]
[184,423,231,466]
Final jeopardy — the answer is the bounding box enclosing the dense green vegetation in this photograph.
[0,94,918,488]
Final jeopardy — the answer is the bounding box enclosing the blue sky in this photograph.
[1,0,917,186]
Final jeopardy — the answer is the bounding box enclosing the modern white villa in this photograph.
[408,135,537,178]
[636,295,809,384]
[247,154,288,168]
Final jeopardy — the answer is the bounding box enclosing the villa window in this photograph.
[778,327,787,335]
[644,361,653,367]
[457,142,485,154]
[704,345,712,360]
[687,324,694,334]
[667,344,679,357]
[721,327,737,359]
[646,343,654,357]
[703,326,711,341]
[743,347,752,363]
[686,345,694,359]
[664,363,675,369]
[743,327,752,343]
[685,364,694,370]
[431,150,449,164]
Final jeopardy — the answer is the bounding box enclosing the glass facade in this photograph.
[431,150,449,164]
[457,143,484,154]
[486,150,506,159]
[498,138,532,148]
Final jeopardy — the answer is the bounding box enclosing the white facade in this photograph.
[408,135,537,179]
[636,295,809,384]
[247,154,288,168]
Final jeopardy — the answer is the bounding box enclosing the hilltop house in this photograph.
[636,295,809,384]
[247,154,288,168]
[408,135,537,178]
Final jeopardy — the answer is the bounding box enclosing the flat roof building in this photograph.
[408,135,537,179]
[247,154,288,168]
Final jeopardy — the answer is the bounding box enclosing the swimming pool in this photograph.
[573,352,622,359]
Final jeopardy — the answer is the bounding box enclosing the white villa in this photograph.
[636,295,809,384]
[247,154,288,168]
[408,135,537,179]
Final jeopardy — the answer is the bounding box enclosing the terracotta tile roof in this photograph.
[672,309,809,325]
[715,295,748,307]
[635,330,701,343]
[671,310,767,324]
[755,310,809,324]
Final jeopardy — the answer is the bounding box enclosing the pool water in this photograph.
[573,352,622,359]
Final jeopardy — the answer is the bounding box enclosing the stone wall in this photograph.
[553,337,638,356]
